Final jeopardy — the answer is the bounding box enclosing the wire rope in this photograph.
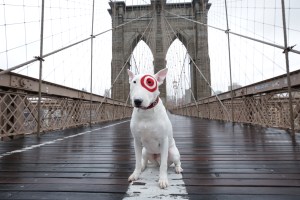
[163,11,231,120]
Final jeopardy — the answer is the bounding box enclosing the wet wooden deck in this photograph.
[0,114,300,200]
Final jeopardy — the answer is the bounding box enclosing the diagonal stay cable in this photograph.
[0,11,153,76]
[164,9,300,55]
[163,15,200,112]
[179,53,199,110]
[94,12,155,118]
[163,12,231,121]
[132,54,140,74]
[183,71,198,110]
[131,16,153,75]
[162,11,194,109]
[162,13,199,111]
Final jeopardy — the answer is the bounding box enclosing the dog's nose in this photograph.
[134,99,143,107]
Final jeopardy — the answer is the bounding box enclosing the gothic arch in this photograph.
[125,34,154,65]
[109,0,211,102]
[165,32,189,59]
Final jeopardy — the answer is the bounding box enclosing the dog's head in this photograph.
[127,68,168,108]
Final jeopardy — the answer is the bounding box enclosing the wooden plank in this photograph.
[169,114,300,198]
[0,172,129,179]
[187,194,300,200]
[0,183,129,193]
[0,177,129,185]
[0,192,125,200]
[0,114,299,199]
[185,186,300,195]
[0,119,134,199]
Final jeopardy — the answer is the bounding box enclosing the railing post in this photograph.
[224,0,234,123]
[112,99,115,121]
[37,0,45,137]
[281,0,295,134]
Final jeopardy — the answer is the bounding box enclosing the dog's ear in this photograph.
[127,69,135,83]
[154,68,168,86]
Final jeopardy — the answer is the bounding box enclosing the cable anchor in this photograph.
[283,44,296,53]
[34,56,45,62]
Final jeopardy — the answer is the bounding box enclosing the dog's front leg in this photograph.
[128,138,142,182]
[159,138,169,189]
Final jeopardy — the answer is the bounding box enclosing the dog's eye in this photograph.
[133,81,136,84]
[147,79,154,86]
[140,75,157,92]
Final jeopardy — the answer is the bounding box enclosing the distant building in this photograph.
[185,89,191,104]
[214,90,223,95]
[104,89,111,98]
[228,83,242,91]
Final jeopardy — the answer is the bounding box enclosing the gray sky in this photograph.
[1,0,300,100]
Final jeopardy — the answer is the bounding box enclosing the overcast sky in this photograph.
[1,0,300,100]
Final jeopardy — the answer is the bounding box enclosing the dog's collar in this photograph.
[140,97,160,110]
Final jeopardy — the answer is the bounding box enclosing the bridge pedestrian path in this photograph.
[0,114,300,200]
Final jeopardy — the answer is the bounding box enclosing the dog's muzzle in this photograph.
[134,99,143,107]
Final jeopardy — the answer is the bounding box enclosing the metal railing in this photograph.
[170,69,300,131]
[167,0,300,133]
[1,0,299,139]
[0,1,151,139]
[0,71,132,139]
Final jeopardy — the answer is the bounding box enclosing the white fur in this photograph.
[127,68,183,189]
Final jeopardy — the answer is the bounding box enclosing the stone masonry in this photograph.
[108,0,211,102]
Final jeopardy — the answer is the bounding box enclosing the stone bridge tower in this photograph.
[108,0,211,102]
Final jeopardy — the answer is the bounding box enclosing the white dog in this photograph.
[127,68,183,189]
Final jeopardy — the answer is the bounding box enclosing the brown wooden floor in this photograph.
[0,114,300,200]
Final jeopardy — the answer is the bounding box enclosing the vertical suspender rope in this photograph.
[163,9,300,55]
[163,12,231,121]
[0,11,153,76]
[224,0,234,122]
[90,0,95,126]
[95,12,154,116]
[281,0,295,134]
[37,0,45,137]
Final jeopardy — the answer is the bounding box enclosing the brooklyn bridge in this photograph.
[0,0,299,199]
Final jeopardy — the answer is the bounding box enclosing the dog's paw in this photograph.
[175,166,183,174]
[128,171,140,182]
[158,177,169,189]
[141,164,147,172]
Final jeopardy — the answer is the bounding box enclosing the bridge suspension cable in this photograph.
[162,0,300,133]
[1,0,300,134]
[163,9,300,55]
[130,25,154,75]
[0,10,153,76]
[162,15,197,110]
[163,12,231,121]
[96,11,154,115]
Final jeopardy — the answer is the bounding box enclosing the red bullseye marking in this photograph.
[141,75,157,92]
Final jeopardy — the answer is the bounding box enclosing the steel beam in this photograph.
[0,71,128,106]
[187,69,300,106]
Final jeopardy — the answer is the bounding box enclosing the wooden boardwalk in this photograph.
[0,114,300,200]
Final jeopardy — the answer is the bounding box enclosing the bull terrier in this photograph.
[127,68,183,189]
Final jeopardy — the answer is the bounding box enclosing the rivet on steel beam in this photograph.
[19,79,27,87]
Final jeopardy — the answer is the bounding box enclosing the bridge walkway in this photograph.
[0,114,300,200]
